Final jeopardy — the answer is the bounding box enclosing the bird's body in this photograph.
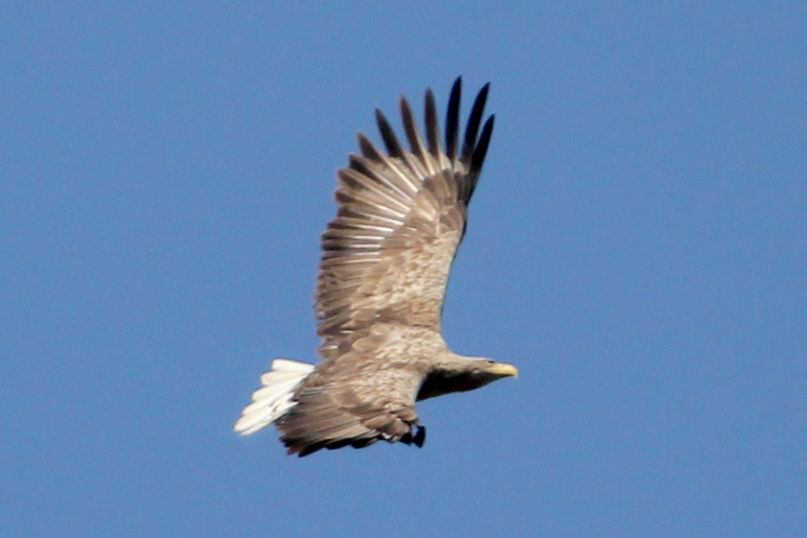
[235,78,517,456]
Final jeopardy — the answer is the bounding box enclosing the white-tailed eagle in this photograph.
[234,78,517,456]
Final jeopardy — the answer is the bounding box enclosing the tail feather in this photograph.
[234,358,314,436]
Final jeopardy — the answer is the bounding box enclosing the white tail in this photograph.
[234,358,315,436]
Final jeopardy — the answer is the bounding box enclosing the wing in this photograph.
[315,77,495,356]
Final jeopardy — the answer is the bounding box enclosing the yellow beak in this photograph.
[488,362,519,378]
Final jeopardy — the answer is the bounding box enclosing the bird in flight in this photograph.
[234,77,518,456]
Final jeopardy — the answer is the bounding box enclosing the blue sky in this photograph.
[3,2,805,536]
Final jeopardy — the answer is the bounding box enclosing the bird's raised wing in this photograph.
[314,78,494,354]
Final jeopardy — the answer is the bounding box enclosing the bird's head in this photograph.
[417,356,518,400]
[469,358,519,383]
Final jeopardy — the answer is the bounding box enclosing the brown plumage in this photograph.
[234,78,518,456]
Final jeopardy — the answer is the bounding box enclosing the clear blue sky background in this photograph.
[3,2,805,537]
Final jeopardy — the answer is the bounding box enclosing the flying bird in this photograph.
[234,77,518,456]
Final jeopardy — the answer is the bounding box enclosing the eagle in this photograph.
[234,78,518,456]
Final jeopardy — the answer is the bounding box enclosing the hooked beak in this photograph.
[487,362,519,378]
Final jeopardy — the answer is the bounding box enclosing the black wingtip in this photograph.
[375,108,405,159]
[470,114,495,180]
[461,82,491,163]
[357,131,381,160]
[445,77,462,160]
[425,89,440,157]
[400,96,425,159]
